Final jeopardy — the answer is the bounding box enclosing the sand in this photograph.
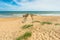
[0,15,60,40]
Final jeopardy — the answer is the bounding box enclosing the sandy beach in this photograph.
[0,14,60,40]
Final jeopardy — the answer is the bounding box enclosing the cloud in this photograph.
[16,0,60,11]
[0,0,60,11]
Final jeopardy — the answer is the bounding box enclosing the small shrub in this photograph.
[22,24,33,29]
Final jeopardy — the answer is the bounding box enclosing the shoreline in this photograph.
[0,14,60,18]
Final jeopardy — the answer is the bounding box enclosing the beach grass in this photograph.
[55,23,60,25]
[22,24,33,29]
[16,32,32,40]
[32,20,52,25]
[40,22,52,25]
[32,21,40,23]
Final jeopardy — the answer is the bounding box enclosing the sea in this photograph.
[0,11,60,18]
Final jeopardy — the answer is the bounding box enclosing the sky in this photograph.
[0,0,60,11]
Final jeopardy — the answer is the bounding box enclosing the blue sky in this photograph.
[0,0,60,11]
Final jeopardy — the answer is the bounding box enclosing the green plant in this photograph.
[32,21,52,25]
[16,32,32,40]
[22,24,33,29]
[16,36,23,40]
[55,23,60,25]
[32,21,40,23]
[41,22,52,25]
[23,32,32,39]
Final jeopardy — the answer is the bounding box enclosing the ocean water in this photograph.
[0,11,60,17]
